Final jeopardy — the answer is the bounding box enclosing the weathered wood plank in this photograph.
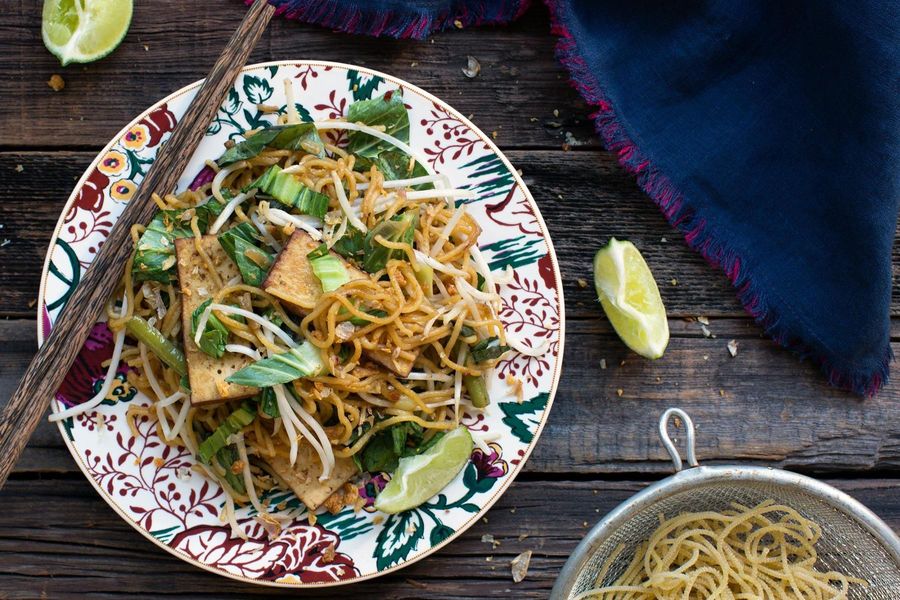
[4,319,899,476]
[0,477,895,599]
[0,4,595,150]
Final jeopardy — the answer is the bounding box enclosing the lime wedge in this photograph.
[374,426,474,514]
[593,238,669,359]
[42,0,133,66]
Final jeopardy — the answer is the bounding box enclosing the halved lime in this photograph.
[594,238,669,359]
[374,426,474,514]
[42,0,133,66]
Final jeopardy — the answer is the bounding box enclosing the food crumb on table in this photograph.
[47,74,65,92]
[510,550,532,583]
[462,56,481,78]
[14,164,23,173]
[727,339,739,357]
[576,278,588,288]
[600,358,607,369]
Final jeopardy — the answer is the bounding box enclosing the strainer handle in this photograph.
[659,408,699,472]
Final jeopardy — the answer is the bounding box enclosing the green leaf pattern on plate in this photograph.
[347,69,385,101]
[375,510,425,570]
[459,154,516,204]
[500,392,550,444]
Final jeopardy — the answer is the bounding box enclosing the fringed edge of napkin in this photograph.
[254,0,531,40]
[544,0,891,396]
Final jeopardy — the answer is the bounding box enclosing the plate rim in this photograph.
[35,59,566,588]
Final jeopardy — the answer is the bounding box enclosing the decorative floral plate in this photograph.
[37,61,564,587]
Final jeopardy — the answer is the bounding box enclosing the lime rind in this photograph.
[42,0,133,66]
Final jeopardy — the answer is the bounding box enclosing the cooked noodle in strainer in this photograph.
[552,409,900,600]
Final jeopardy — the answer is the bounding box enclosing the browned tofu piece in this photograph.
[262,230,368,313]
[264,230,418,375]
[265,440,359,511]
[175,236,257,405]
[366,347,416,378]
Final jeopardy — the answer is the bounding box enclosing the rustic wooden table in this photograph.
[1,3,898,598]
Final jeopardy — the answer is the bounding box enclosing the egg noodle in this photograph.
[577,500,867,600]
[54,82,539,537]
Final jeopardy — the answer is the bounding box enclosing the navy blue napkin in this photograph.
[262,0,900,394]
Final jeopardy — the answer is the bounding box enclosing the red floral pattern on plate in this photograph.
[84,410,219,532]
[486,186,541,236]
[171,519,356,583]
[498,268,560,385]
[421,102,489,167]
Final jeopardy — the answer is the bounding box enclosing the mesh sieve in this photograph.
[551,409,900,599]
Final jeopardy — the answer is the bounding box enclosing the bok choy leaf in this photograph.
[307,243,350,293]
[470,337,510,364]
[226,342,327,387]
[124,316,187,376]
[256,387,280,419]
[361,150,433,191]
[217,222,273,286]
[346,91,409,159]
[360,210,417,273]
[242,164,330,219]
[215,444,246,495]
[190,299,229,358]
[132,199,224,284]
[197,401,256,464]
[216,123,324,167]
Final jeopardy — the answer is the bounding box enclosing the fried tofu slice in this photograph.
[265,440,359,511]
[262,230,368,313]
[366,347,417,378]
[175,236,257,405]
[263,230,418,376]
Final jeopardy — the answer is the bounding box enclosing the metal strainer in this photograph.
[551,408,900,599]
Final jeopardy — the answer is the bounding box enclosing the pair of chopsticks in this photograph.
[0,0,276,487]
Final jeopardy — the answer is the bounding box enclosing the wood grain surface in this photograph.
[0,3,896,598]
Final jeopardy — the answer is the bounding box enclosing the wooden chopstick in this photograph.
[0,0,275,487]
